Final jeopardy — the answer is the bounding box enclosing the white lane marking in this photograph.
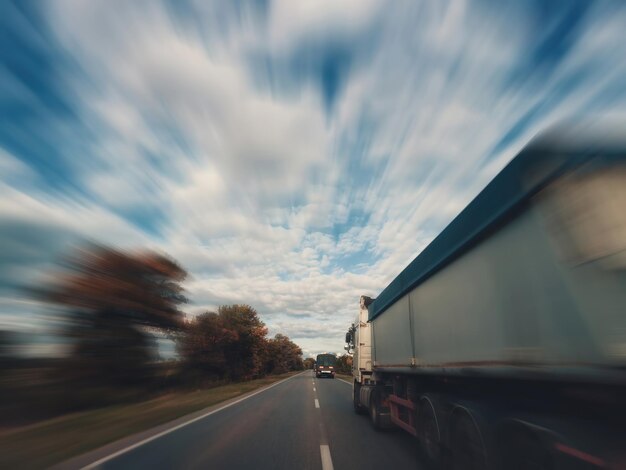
[337,378,351,386]
[314,398,320,408]
[313,387,316,392]
[320,445,334,470]
[81,371,307,469]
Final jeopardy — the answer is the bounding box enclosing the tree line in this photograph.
[1,245,304,420]
[179,306,303,385]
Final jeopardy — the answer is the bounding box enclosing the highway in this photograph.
[80,371,422,470]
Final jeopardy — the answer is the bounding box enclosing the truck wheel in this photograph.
[353,382,366,414]
[417,398,441,465]
[369,388,391,431]
[446,410,487,470]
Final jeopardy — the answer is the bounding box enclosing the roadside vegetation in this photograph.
[0,244,304,468]
[334,354,352,376]
[0,372,299,469]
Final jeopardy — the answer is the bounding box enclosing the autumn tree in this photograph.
[178,312,237,382]
[303,357,315,370]
[217,305,268,380]
[264,334,303,374]
[39,245,187,390]
[179,305,306,382]
[335,354,352,374]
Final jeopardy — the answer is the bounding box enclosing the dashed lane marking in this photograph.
[314,399,320,408]
[320,445,334,470]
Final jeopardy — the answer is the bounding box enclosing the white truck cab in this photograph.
[347,295,373,386]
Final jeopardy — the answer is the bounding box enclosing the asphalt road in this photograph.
[85,371,422,470]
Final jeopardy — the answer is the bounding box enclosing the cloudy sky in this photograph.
[1,0,626,358]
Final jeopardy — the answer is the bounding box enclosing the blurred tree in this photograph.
[178,305,304,382]
[303,357,315,370]
[335,354,352,374]
[218,305,268,380]
[39,245,187,392]
[264,334,303,374]
[0,329,18,376]
[178,312,237,382]
[0,330,15,360]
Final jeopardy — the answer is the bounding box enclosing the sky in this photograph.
[1,0,626,359]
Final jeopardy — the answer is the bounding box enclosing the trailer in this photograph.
[346,128,626,469]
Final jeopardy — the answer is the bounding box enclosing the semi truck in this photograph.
[315,353,337,378]
[345,128,626,469]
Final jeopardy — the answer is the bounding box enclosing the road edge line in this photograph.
[80,370,308,469]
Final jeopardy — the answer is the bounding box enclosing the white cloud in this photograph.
[3,1,626,358]
[0,148,38,184]
[267,0,384,51]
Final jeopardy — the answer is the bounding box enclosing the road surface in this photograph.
[82,371,423,470]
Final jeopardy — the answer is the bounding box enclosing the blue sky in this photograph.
[1,0,626,358]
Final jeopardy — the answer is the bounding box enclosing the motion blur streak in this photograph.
[1,0,626,468]
[3,0,626,359]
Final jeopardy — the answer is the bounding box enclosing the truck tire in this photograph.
[446,410,487,470]
[353,382,366,414]
[417,398,441,466]
[369,387,392,431]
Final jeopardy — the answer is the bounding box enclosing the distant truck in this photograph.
[315,353,337,379]
[346,129,626,469]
